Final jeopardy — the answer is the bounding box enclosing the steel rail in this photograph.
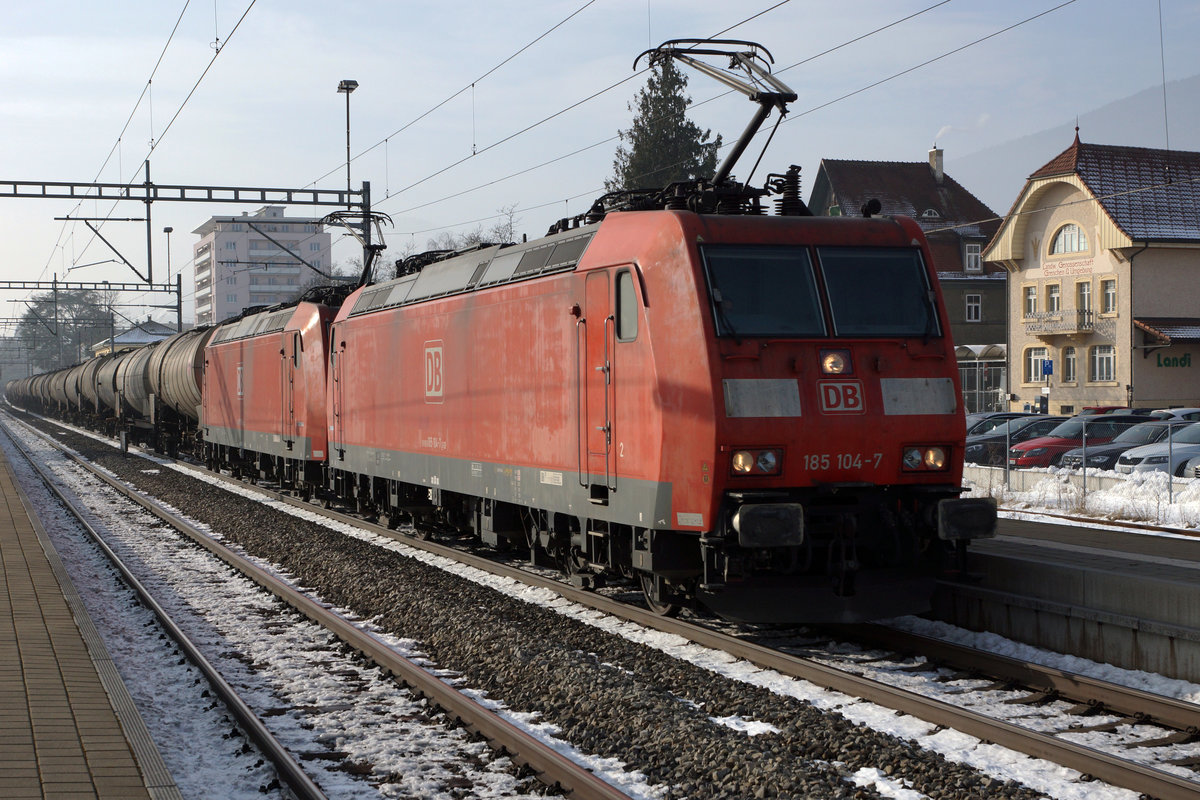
[837,623,1200,734]
[14,411,1200,800]
[0,417,328,800]
[10,415,631,800]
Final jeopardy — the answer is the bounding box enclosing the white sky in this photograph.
[2,0,1198,327]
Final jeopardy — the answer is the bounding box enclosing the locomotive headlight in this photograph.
[923,447,946,469]
[730,448,783,476]
[902,446,948,471]
[820,349,852,375]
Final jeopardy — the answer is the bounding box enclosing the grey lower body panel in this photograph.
[332,441,676,529]
[206,424,316,462]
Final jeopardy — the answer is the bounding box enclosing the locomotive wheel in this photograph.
[639,573,681,617]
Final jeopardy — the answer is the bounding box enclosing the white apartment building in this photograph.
[192,206,333,325]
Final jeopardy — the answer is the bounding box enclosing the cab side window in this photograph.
[616,269,638,341]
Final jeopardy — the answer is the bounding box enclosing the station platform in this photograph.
[934,516,1200,684]
[0,445,175,798]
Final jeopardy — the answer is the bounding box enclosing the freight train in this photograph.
[5,41,995,622]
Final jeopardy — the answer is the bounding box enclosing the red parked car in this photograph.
[1008,415,1145,468]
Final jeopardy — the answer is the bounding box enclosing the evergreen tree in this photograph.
[606,59,722,192]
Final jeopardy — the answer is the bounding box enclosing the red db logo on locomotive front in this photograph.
[424,341,444,402]
[818,380,865,414]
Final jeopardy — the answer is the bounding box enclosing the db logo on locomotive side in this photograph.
[818,380,865,414]
[425,341,444,402]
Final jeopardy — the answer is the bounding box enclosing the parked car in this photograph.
[1149,407,1200,421]
[965,415,1067,466]
[1059,420,1191,471]
[1115,422,1200,475]
[1008,415,1146,468]
[964,411,1037,437]
[1080,406,1127,415]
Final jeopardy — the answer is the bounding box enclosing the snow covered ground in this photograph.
[966,464,1200,530]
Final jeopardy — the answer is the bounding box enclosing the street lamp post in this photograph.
[337,79,358,207]
[163,226,173,282]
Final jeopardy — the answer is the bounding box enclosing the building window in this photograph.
[1025,346,1048,384]
[309,242,321,251]
[1046,284,1060,313]
[226,293,237,303]
[226,275,236,285]
[1089,345,1115,382]
[1102,279,1117,313]
[1023,285,1038,317]
[964,243,982,272]
[1050,223,1088,254]
[1063,346,1076,383]
[965,294,981,322]
[225,240,237,250]
[1076,281,1091,311]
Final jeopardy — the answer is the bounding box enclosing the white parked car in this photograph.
[1115,422,1200,475]
[1150,407,1200,420]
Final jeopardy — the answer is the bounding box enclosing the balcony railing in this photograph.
[1024,309,1095,335]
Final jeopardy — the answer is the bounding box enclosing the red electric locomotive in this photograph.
[325,205,994,622]
[318,40,993,621]
[201,292,342,493]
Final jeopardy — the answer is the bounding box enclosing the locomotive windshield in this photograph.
[700,244,939,339]
[817,247,940,337]
[701,245,826,337]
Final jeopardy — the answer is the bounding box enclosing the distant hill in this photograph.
[952,74,1200,214]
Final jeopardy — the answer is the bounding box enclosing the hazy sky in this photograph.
[2,0,1197,326]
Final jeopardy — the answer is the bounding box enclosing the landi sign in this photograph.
[1156,353,1193,368]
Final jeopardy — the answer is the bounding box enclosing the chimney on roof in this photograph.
[929,145,944,184]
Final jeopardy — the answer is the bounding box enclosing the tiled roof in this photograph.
[815,159,1001,239]
[1135,318,1200,343]
[1030,134,1200,241]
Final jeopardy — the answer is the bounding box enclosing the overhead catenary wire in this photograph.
[306,0,603,190]
[385,0,809,225]
[38,0,259,299]
[37,1,194,282]
[389,0,959,233]
[395,1,1079,242]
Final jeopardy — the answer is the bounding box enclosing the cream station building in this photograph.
[984,134,1200,414]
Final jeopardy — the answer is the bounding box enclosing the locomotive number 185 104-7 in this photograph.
[802,452,883,471]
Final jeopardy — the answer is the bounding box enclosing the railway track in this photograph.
[3,412,628,800]
[14,409,1200,800]
[3,422,323,799]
